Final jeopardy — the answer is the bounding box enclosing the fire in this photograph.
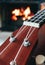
[12,6,34,21]
[11,15,17,21]
[12,9,22,16]
[12,9,20,16]
[23,7,31,18]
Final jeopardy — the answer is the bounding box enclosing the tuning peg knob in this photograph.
[23,38,30,47]
[10,60,17,65]
[10,60,15,65]
[9,35,16,43]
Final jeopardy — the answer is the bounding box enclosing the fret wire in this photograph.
[39,17,45,24]
[30,11,45,22]
[28,9,45,22]
[34,13,45,23]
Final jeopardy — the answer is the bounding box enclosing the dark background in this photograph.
[0,0,45,31]
[0,0,45,3]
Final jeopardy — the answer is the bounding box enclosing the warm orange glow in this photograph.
[27,16,32,20]
[23,7,31,18]
[22,15,33,20]
[12,6,34,21]
[22,17,26,21]
[11,15,17,21]
[12,9,20,16]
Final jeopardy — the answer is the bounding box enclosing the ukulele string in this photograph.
[24,10,45,40]
[39,17,45,24]
[23,9,45,40]
[0,9,44,55]
[16,9,45,37]
[14,9,45,38]
[0,26,28,55]
[14,27,36,62]
[14,19,45,63]
[28,9,45,22]
[13,9,45,39]
[34,13,45,23]
[27,13,45,40]
[14,9,45,62]
[14,25,26,38]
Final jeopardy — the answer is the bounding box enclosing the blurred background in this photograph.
[0,0,45,31]
[0,0,45,46]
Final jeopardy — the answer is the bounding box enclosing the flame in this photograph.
[23,7,31,18]
[22,17,26,21]
[12,6,34,21]
[22,15,33,20]
[11,15,17,21]
[12,9,21,16]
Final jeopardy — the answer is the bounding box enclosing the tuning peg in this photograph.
[9,35,16,43]
[10,60,17,65]
[23,38,30,47]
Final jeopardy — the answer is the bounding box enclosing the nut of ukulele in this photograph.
[35,55,45,65]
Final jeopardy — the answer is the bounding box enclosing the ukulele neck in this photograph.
[23,9,45,28]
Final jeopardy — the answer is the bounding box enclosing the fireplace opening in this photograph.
[11,6,34,21]
[0,2,39,31]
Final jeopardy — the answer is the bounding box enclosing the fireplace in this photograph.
[0,1,40,31]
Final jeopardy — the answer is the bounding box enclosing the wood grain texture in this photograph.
[16,28,39,65]
[33,24,45,56]
[0,30,18,52]
[0,26,30,65]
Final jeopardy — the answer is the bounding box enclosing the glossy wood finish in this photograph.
[0,30,18,52]
[15,28,39,65]
[33,24,45,56]
[0,26,30,65]
[0,24,45,65]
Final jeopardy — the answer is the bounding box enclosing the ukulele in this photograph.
[0,9,45,65]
